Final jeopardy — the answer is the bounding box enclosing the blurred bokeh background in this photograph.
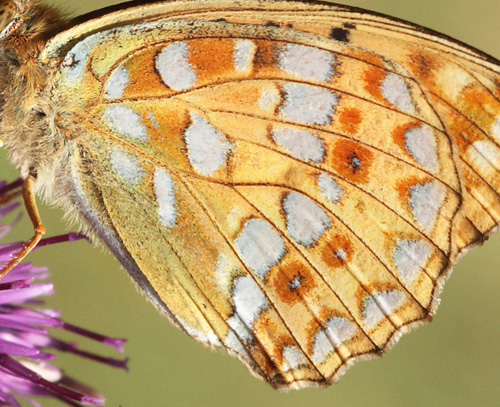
[1,0,500,406]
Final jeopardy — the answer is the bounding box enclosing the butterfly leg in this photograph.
[0,175,46,279]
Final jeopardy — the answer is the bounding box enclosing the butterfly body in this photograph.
[1,0,500,389]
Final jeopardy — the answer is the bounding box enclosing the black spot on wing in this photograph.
[329,27,351,43]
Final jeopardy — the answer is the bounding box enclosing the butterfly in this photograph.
[1,0,499,391]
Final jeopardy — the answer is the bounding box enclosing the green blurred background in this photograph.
[1,0,500,406]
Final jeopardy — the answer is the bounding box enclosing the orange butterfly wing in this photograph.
[37,1,500,388]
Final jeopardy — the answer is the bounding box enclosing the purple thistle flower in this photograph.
[0,179,128,406]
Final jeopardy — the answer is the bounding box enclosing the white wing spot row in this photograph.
[110,148,145,185]
[312,317,357,363]
[382,73,415,114]
[106,66,130,100]
[394,240,432,285]
[235,219,287,280]
[230,276,269,341]
[103,105,148,142]
[283,192,331,247]
[319,173,345,204]
[278,44,336,83]
[280,83,339,126]
[154,168,178,228]
[156,42,198,91]
[258,85,281,112]
[272,128,325,163]
[282,346,308,371]
[363,291,406,329]
[177,318,220,346]
[184,113,231,176]
[405,125,439,173]
[234,39,257,72]
[409,181,446,232]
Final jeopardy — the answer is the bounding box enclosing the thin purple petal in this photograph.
[63,324,126,353]
[0,339,41,357]
[0,178,128,406]
[0,356,106,406]
[0,179,23,195]
[0,284,54,305]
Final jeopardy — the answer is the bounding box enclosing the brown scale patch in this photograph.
[424,92,481,151]
[441,108,481,151]
[364,282,400,296]
[305,318,322,355]
[392,121,423,153]
[408,51,443,82]
[272,261,316,306]
[126,49,171,97]
[338,107,363,135]
[460,84,499,130]
[433,251,451,279]
[265,21,280,28]
[281,163,305,186]
[318,307,343,325]
[275,86,288,116]
[384,230,418,249]
[355,200,366,213]
[253,41,278,74]
[494,78,500,99]
[363,66,385,100]
[253,317,284,378]
[188,39,236,82]
[253,306,306,369]
[349,49,386,69]
[321,235,353,268]
[354,285,367,306]
[329,139,373,184]
[253,312,274,339]
[149,107,190,148]
[265,124,274,143]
